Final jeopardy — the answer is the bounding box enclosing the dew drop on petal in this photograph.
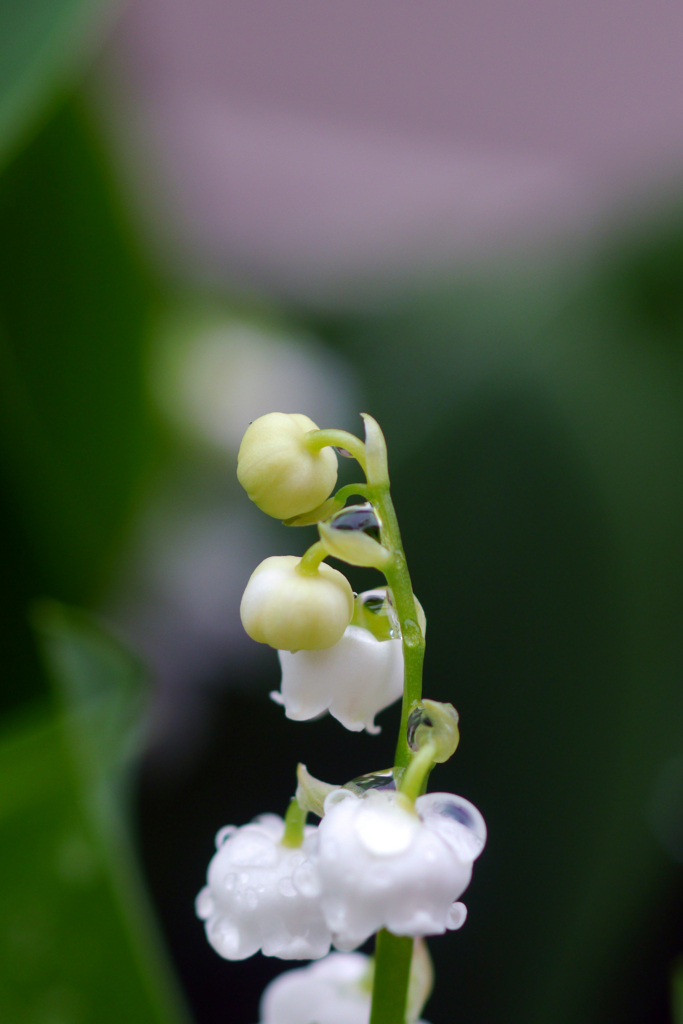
[346,769,397,796]
[223,873,236,891]
[277,876,297,898]
[328,502,381,541]
[418,794,487,856]
[245,888,259,910]
[292,861,322,898]
[229,830,278,867]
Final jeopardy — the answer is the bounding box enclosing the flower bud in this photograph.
[318,503,392,568]
[241,556,354,651]
[237,413,338,520]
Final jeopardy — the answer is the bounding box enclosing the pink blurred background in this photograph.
[96,0,683,299]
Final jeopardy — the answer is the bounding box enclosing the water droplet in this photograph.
[418,793,487,858]
[345,768,398,796]
[209,917,240,957]
[442,803,473,828]
[355,587,400,639]
[239,872,250,885]
[228,830,278,867]
[223,873,236,891]
[407,706,433,751]
[292,862,321,898]
[328,502,381,541]
[245,888,259,909]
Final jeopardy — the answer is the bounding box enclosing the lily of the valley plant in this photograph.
[196,412,486,1024]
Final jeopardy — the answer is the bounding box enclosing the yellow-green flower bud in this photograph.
[240,555,354,651]
[237,413,338,520]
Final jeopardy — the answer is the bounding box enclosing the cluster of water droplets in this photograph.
[292,786,487,951]
[196,814,332,961]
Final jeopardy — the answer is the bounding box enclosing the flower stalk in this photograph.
[368,930,414,1024]
[281,798,307,848]
[199,411,485,1024]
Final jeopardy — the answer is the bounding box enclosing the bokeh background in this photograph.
[4,2,683,1023]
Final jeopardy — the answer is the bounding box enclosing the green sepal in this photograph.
[295,763,340,817]
[283,496,342,527]
[406,699,460,764]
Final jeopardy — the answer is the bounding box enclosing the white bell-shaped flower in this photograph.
[196,813,332,961]
[276,625,403,733]
[295,789,486,951]
[257,953,431,1024]
[258,953,373,1024]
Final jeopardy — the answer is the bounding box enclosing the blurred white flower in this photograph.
[276,586,405,735]
[257,952,431,1024]
[294,789,486,951]
[150,312,357,454]
[196,814,331,960]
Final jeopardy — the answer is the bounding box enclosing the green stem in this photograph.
[364,419,425,1024]
[304,429,368,474]
[280,798,307,847]
[296,540,327,575]
[370,482,425,769]
[399,741,437,804]
[334,481,369,503]
[369,931,414,1024]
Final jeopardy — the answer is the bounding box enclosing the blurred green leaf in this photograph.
[0,97,156,604]
[0,95,157,723]
[0,603,191,1023]
[0,0,113,170]
[34,600,148,821]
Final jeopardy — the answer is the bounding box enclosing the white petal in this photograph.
[198,813,332,962]
[314,790,480,948]
[446,902,468,930]
[353,800,418,856]
[416,793,487,861]
[277,625,403,733]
